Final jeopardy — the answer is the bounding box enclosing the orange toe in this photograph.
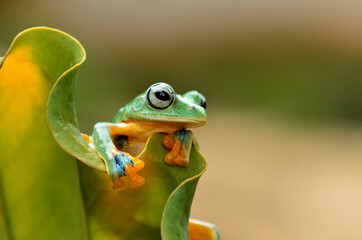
[164,139,181,165]
[163,134,175,149]
[112,178,125,189]
[125,164,145,188]
[123,152,145,172]
[133,159,145,171]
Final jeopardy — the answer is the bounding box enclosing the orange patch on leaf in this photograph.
[0,48,48,140]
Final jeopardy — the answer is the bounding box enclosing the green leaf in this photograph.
[1,27,219,240]
[0,27,88,239]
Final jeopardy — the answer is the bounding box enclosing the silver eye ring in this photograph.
[146,83,175,109]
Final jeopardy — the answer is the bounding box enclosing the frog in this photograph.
[81,82,207,189]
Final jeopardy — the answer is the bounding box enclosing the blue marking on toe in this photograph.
[175,129,187,144]
[114,154,121,165]
[116,164,125,177]
[114,152,134,177]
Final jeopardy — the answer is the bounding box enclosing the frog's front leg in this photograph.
[92,122,145,189]
[162,129,198,167]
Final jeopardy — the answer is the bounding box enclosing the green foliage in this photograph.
[0,27,218,239]
[0,27,88,240]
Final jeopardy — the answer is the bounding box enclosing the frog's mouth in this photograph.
[134,115,207,128]
[161,117,207,128]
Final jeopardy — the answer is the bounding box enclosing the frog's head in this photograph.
[120,83,207,128]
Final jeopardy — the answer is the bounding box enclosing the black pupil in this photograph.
[155,90,170,101]
[201,99,207,109]
[199,93,207,109]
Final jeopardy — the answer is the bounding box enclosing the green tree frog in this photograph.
[82,83,207,189]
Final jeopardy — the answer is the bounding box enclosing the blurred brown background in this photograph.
[2,1,362,239]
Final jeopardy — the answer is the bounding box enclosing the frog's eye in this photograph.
[146,83,175,109]
[199,93,207,110]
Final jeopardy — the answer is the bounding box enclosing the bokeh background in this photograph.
[2,1,362,239]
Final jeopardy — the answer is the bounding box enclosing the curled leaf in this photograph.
[1,26,219,239]
[0,27,88,239]
[46,31,105,172]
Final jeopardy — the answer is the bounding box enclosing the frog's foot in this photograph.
[112,151,145,189]
[163,129,197,167]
